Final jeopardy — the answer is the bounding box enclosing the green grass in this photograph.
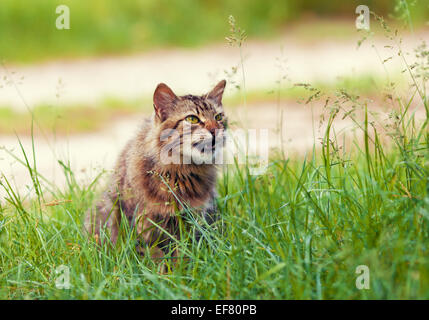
[0,71,428,299]
[0,10,428,300]
[0,0,292,63]
[1,0,427,63]
[0,99,427,298]
[0,97,147,135]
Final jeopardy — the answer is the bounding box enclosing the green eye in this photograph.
[215,113,223,121]
[185,115,200,124]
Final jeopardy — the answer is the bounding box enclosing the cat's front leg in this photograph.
[84,190,121,245]
[194,198,220,242]
[135,211,180,259]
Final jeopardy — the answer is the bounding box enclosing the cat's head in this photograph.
[153,80,227,165]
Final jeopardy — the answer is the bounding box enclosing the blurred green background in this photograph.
[0,0,428,63]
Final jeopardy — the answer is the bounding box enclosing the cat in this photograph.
[85,80,227,261]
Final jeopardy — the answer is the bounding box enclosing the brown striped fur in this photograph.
[85,80,227,260]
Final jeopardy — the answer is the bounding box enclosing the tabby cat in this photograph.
[85,80,227,260]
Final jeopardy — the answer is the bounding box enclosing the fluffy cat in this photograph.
[85,80,227,260]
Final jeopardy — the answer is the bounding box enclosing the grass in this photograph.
[1,0,428,63]
[0,97,146,135]
[0,12,428,300]
[0,100,427,298]
[0,0,291,63]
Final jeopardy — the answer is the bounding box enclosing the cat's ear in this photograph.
[207,80,226,105]
[153,83,178,122]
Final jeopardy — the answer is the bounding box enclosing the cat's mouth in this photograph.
[192,141,215,151]
[192,136,218,151]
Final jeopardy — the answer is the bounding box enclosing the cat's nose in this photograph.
[205,121,218,137]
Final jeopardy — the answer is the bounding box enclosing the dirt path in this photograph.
[1,31,428,111]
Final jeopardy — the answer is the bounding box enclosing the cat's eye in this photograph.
[185,115,200,124]
[215,113,223,121]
